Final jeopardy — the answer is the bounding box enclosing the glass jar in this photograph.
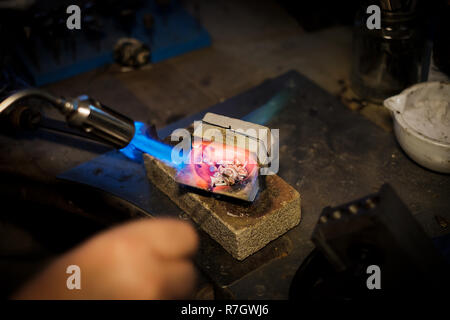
[351,3,424,103]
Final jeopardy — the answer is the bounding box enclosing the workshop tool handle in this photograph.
[0,89,135,149]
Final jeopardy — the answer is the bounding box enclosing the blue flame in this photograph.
[121,87,291,167]
[120,122,181,169]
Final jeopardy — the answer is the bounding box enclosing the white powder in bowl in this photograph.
[402,98,450,144]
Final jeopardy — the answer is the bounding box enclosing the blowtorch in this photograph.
[0,89,136,149]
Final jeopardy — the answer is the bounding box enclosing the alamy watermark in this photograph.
[66,5,81,30]
[366,264,381,290]
[66,265,81,290]
[170,121,280,175]
[366,5,381,30]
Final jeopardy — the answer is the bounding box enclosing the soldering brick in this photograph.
[143,154,301,260]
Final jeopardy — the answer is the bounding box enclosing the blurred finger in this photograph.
[159,259,197,299]
[117,218,199,260]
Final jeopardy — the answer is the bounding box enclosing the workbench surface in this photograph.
[0,0,448,299]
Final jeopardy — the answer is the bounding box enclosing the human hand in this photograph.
[13,218,199,300]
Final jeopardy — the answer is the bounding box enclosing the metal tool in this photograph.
[0,89,135,149]
[290,184,449,300]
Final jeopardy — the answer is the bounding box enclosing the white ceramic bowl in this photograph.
[384,82,450,173]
